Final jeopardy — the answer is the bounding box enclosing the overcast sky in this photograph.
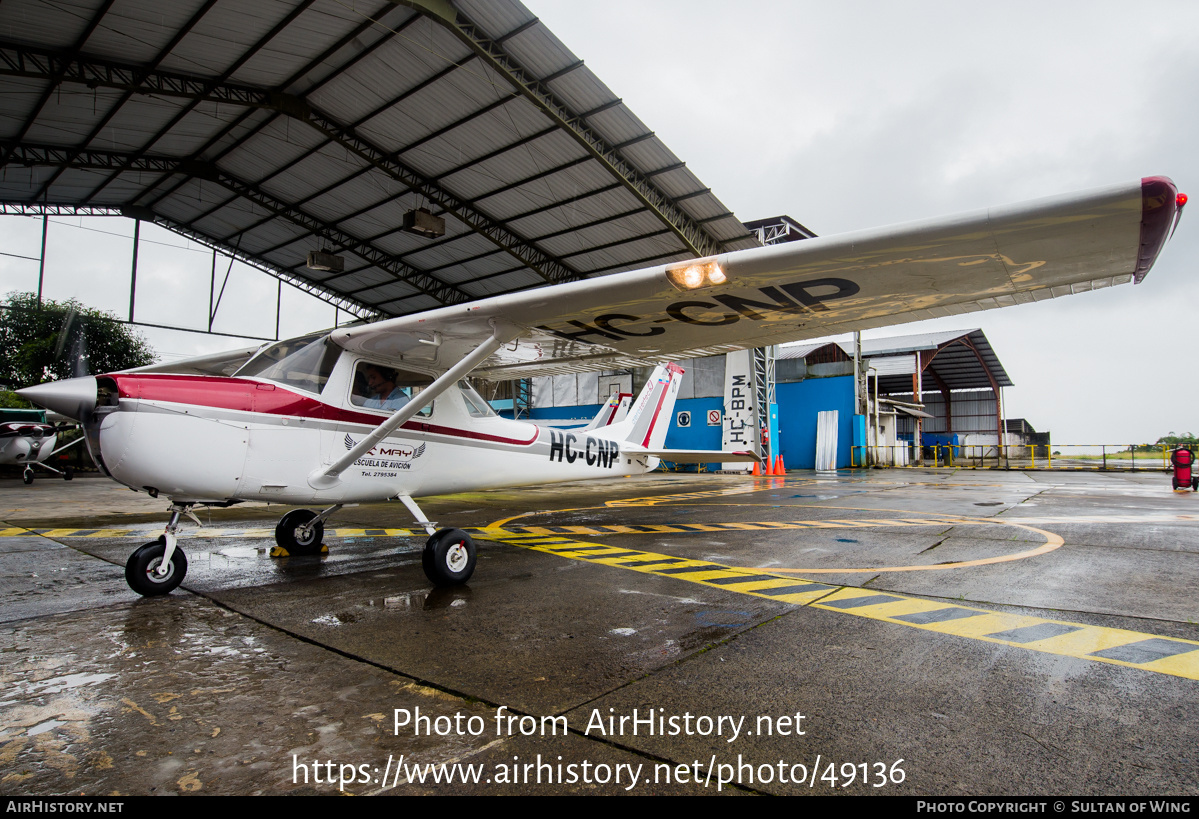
[531,0,1199,445]
[2,1,1196,445]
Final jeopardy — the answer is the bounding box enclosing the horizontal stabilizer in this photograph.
[637,449,759,463]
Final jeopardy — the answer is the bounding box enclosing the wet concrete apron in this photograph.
[1,470,1196,795]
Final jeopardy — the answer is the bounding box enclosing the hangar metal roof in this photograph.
[0,0,758,321]
[779,328,1014,394]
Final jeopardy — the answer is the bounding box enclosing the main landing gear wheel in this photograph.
[422,528,476,586]
[22,468,33,485]
[63,467,73,481]
[125,537,188,596]
[275,509,324,556]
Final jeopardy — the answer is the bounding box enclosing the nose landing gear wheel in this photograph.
[422,528,476,586]
[275,509,325,556]
[22,468,34,485]
[125,537,188,596]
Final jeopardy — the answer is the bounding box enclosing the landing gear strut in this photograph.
[125,503,192,596]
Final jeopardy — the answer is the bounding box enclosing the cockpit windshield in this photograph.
[233,332,340,394]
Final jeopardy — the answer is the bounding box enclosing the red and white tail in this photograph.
[584,392,632,430]
[597,363,684,450]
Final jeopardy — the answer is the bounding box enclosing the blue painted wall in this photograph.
[776,376,855,469]
[528,404,602,425]
[530,378,856,470]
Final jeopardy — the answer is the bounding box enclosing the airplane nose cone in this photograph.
[16,377,98,422]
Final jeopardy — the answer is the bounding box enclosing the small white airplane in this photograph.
[17,177,1185,596]
[0,408,81,484]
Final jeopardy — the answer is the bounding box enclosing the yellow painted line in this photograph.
[481,530,1199,681]
[0,527,34,536]
[763,522,1064,574]
[0,516,1058,575]
[1145,652,1199,677]
[484,514,1059,574]
[8,515,1195,680]
[484,531,837,606]
[820,594,1199,679]
[1016,627,1158,658]
[604,478,813,507]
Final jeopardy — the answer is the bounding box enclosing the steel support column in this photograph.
[752,345,776,472]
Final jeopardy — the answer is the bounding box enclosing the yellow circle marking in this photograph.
[758,520,1064,574]
[487,503,1065,574]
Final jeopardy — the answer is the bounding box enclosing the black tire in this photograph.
[22,468,33,485]
[275,509,324,555]
[63,467,73,481]
[125,538,187,596]
[1173,477,1180,490]
[422,528,476,586]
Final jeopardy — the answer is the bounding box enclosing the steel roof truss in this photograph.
[8,142,471,307]
[412,2,718,258]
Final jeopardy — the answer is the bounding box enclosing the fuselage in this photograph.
[88,364,648,506]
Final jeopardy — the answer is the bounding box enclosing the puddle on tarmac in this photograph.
[216,546,259,559]
[26,672,115,694]
[26,719,64,736]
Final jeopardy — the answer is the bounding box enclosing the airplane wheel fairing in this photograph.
[22,468,33,485]
[423,528,476,586]
[125,538,187,596]
[275,509,324,556]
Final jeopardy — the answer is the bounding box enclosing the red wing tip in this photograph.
[1136,176,1180,284]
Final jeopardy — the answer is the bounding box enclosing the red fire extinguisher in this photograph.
[1170,447,1198,491]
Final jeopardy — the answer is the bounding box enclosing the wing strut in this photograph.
[308,319,519,490]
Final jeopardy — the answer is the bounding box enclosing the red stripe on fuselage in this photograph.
[105,373,539,446]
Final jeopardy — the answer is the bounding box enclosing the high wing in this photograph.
[332,177,1179,379]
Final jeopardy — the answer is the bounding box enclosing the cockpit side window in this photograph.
[458,380,496,418]
[233,332,340,394]
[350,361,433,417]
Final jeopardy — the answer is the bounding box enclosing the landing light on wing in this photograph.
[666,260,726,291]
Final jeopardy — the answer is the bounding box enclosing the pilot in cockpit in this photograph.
[355,363,410,411]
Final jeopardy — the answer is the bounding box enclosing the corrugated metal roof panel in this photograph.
[866,355,917,376]
[0,0,767,320]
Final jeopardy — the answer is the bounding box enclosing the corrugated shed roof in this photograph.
[779,329,1013,392]
[0,0,759,320]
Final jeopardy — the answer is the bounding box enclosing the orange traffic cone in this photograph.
[776,455,786,473]
[752,460,761,476]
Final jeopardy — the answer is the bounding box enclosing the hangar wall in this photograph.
[530,357,858,470]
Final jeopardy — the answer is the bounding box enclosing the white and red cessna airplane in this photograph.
[0,409,81,484]
[18,177,1185,596]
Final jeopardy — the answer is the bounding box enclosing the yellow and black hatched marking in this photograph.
[809,587,1199,680]
[1,517,975,540]
[480,530,1199,682]
[486,517,979,536]
[6,521,1198,680]
[480,530,839,606]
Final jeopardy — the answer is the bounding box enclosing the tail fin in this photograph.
[601,363,684,449]
[584,392,632,430]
